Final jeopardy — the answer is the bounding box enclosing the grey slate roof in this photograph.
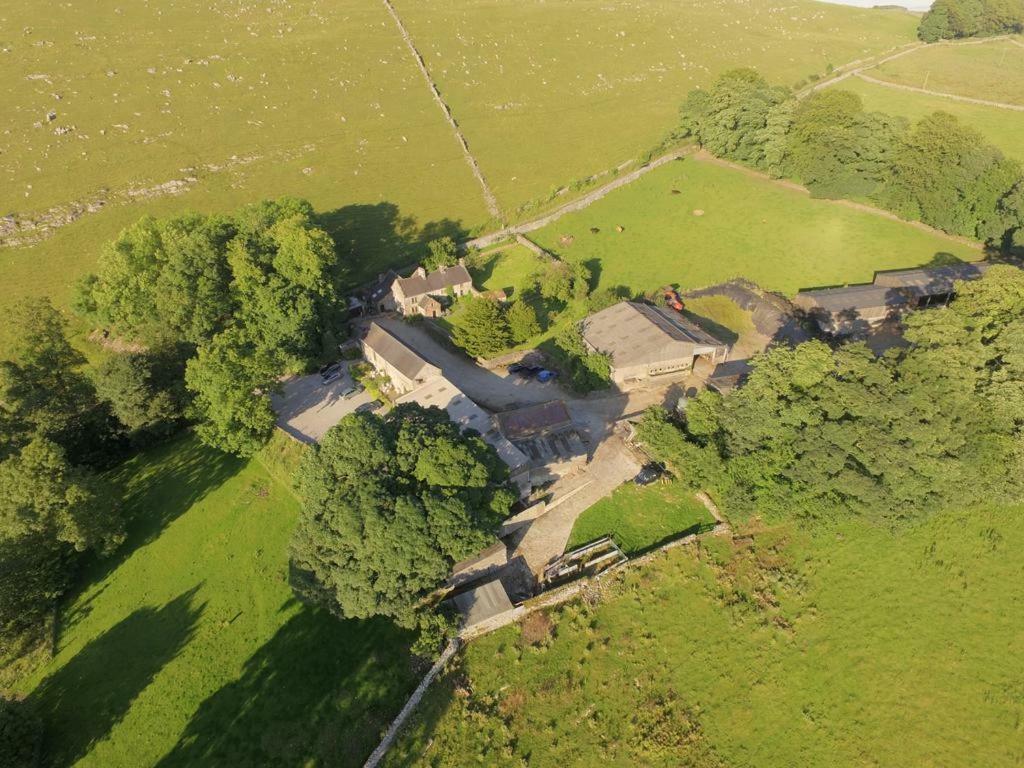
[395,264,473,298]
[362,322,440,382]
[581,301,728,368]
[872,262,992,294]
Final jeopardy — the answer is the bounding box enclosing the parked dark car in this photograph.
[512,364,543,378]
[342,383,364,399]
[634,462,666,486]
[319,362,342,376]
[355,400,381,414]
[321,367,343,385]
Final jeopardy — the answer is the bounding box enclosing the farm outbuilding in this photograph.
[581,301,729,388]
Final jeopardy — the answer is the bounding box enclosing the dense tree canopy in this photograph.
[918,0,1024,41]
[0,299,119,467]
[91,345,189,440]
[290,404,514,628]
[76,197,345,455]
[637,266,1024,525]
[679,70,1024,246]
[423,236,459,272]
[450,297,512,359]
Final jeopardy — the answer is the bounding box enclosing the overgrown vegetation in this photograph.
[636,266,1024,524]
[390,500,1024,767]
[290,404,515,648]
[679,69,1024,249]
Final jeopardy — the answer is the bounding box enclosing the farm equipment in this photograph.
[663,287,685,312]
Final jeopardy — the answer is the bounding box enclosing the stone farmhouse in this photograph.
[380,262,474,317]
[581,301,729,388]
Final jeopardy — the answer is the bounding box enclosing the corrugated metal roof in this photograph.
[581,301,728,368]
[793,284,911,314]
[872,262,991,293]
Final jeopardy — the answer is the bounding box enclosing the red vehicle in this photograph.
[664,288,684,312]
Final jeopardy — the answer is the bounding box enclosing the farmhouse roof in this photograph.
[872,262,992,295]
[362,322,440,382]
[395,263,473,298]
[496,400,572,440]
[581,301,727,368]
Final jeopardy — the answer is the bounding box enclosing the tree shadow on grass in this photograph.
[317,202,468,287]
[30,587,205,767]
[155,604,417,768]
[63,436,243,631]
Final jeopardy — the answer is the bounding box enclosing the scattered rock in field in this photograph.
[46,110,57,121]
[302,167,313,175]
[693,209,705,217]
[615,225,625,232]
[589,227,600,234]
[671,188,681,195]
[53,125,74,135]
[560,234,576,245]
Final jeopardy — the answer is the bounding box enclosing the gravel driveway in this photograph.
[271,363,373,443]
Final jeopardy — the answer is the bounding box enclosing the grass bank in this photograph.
[388,503,1024,767]
[13,433,416,767]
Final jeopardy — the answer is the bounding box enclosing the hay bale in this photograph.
[615,225,624,233]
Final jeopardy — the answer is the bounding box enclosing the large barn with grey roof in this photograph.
[580,301,729,388]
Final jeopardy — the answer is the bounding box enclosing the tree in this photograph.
[553,323,612,393]
[0,439,123,643]
[506,300,541,343]
[0,298,119,467]
[423,236,459,272]
[228,198,344,370]
[679,69,790,169]
[450,297,512,359]
[918,0,1023,40]
[785,90,905,199]
[290,405,513,629]
[92,345,189,439]
[883,111,1022,240]
[0,696,42,768]
[184,328,281,456]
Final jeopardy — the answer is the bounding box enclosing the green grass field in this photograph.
[13,434,418,767]
[388,504,1024,767]
[466,243,548,298]
[566,482,716,555]
[840,78,1024,162]
[531,157,979,296]
[870,38,1024,106]
[395,0,918,214]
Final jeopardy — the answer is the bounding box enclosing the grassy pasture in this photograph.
[393,0,918,214]
[870,38,1024,105]
[566,481,716,556]
[13,434,417,767]
[466,243,548,298]
[388,504,1024,767]
[0,0,491,354]
[531,157,980,296]
[840,78,1024,162]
